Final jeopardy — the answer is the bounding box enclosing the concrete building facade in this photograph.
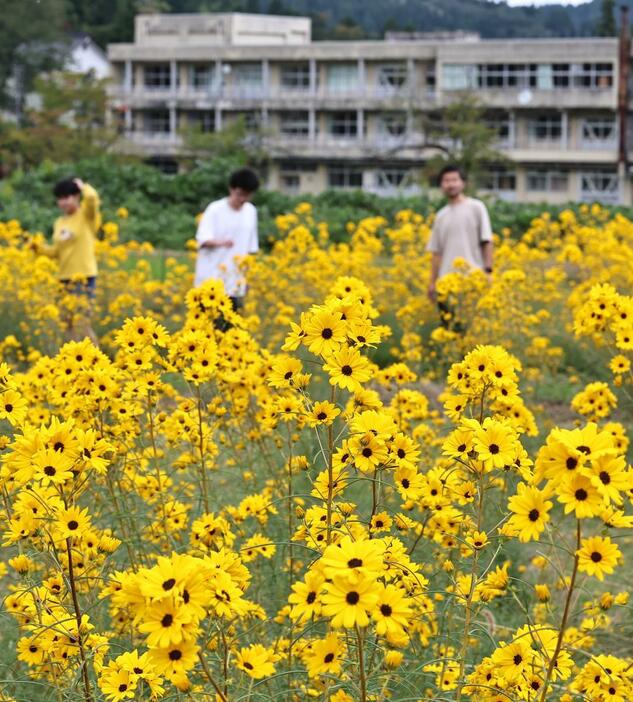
[107,12,633,204]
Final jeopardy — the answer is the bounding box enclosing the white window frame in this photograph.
[144,64,171,90]
[326,63,360,95]
[581,117,617,148]
[328,111,359,138]
[526,169,569,193]
[482,169,517,193]
[328,165,363,189]
[143,109,171,134]
[189,64,215,91]
[279,111,310,138]
[580,170,619,203]
[527,114,563,143]
[280,63,311,91]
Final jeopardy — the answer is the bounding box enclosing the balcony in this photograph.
[108,82,438,107]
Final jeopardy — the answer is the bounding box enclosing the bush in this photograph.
[3,155,633,249]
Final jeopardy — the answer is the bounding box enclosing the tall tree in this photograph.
[377,95,507,192]
[597,0,616,36]
[0,72,116,172]
[0,0,69,118]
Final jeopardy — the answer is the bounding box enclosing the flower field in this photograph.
[0,203,632,702]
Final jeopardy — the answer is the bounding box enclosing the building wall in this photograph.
[106,15,631,204]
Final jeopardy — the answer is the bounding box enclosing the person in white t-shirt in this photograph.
[426,165,494,330]
[194,168,260,318]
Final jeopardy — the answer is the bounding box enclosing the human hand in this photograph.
[73,178,85,191]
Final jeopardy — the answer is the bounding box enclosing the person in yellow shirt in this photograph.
[38,177,101,345]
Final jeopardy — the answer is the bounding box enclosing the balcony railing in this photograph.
[109,83,436,103]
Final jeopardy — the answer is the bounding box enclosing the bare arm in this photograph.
[481,241,493,271]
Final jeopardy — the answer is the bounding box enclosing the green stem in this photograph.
[198,651,228,702]
[65,538,94,702]
[538,520,581,702]
[356,624,367,702]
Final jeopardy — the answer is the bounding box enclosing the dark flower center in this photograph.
[346,591,360,605]
[489,444,499,454]
[591,551,603,563]
[575,488,588,501]
[380,604,393,617]
[161,614,173,627]
[341,365,353,376]
[528,509,540,522]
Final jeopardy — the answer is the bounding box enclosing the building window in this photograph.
[328,165,363,189]
[485,113,511,142]
[442,62,614,91]
[144,64,172,90]
[377,63,408,91]
[326,63,359,94]
[328,111,358,138]
[281,173,300,193]
[280,111,310,137]
[232,63,264,96]
[145,157,178,174]
[575,63,613,88]
[582,117,616,145]
[580,170,619,202]
[482,169,516,192]
[528,114,562,142]
[188,110,215,133]
[377,168,409,188]
[280,63,311,90]
[228,111,260,130]
[143,110,171,133]
[526,170,568,192]
[425,65,436,92]
[442,64,478,90]
[378,113,407,138]
[190,64,215,90]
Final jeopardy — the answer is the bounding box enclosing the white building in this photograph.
[107,12,632,204]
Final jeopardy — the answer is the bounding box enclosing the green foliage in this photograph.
[0,73,116,172]
[5,156,633,252]
[421,95,508,192]
[597,0,616,36]
[181,115,270,172]
[0,0,69,112]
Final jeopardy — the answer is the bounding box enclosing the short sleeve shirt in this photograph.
[426,197,493,279]
[194,197,258,296]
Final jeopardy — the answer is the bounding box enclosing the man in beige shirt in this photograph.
[426,165,494,328]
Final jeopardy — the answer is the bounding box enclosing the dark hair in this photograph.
[437,164,466,187]
[53,178,81,198]
[229,168,260,193]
